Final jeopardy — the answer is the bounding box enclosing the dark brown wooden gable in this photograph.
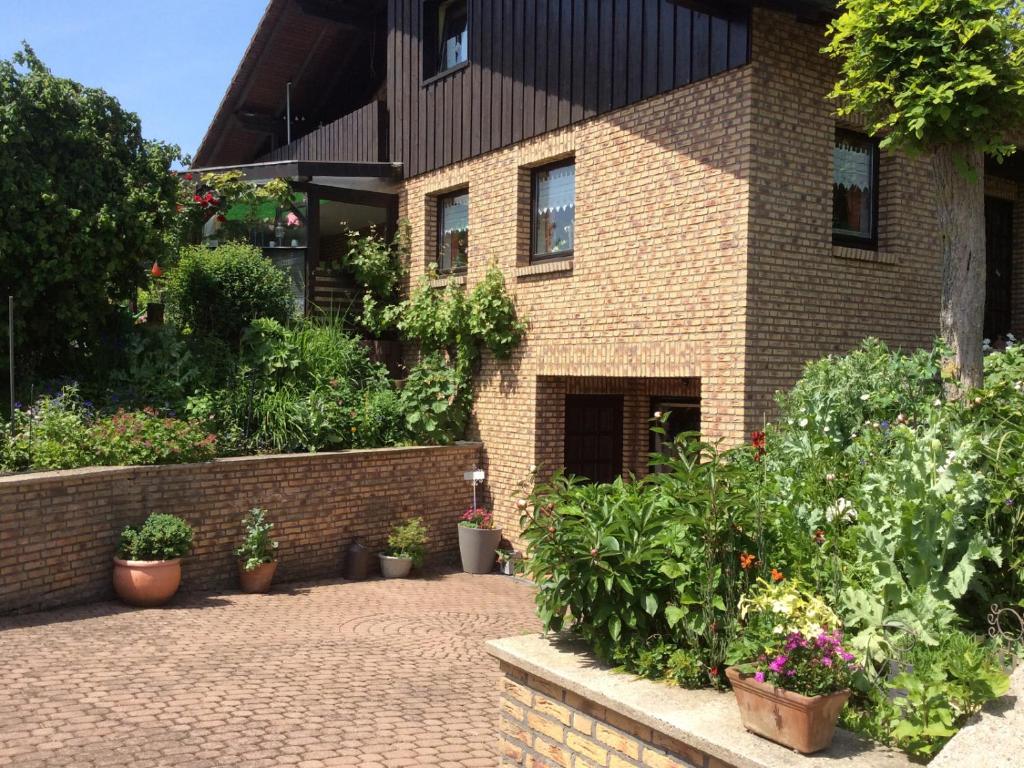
[387,0,751,179]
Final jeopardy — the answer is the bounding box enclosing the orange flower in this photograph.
[739,552,756,570]
[771,568,784,582]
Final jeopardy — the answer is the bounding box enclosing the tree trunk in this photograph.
[931,144,987,398]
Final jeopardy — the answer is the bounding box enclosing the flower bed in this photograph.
[519,340,1023,760]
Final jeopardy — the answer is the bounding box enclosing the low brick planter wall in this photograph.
[489,635,916,768]
[0,443,481,615]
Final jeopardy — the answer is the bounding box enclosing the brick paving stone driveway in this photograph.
[0,571,540,768]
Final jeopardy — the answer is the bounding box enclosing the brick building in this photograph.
[194,0,1024,534]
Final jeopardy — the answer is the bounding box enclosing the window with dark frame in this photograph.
[531,160,575,262]
[425,0,468,80]
[649,397,701,471]
[436,190,469,274]
[833,130,879,247]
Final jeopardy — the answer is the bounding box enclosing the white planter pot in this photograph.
[379,553,413,578]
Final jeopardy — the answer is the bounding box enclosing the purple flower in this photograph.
[769,655,788,673]
[838,650,855,662]
[820,656,833,667]
[754,671,765,683]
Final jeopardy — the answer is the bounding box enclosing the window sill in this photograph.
[422,60,470,87]
[515,259,574,279]
[429,273,467,288]
[832,245,897,265]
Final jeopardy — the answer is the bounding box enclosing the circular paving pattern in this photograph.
[0,571,540,768]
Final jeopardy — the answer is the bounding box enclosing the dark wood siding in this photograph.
[387,0,750,179]
[260,101,388,163]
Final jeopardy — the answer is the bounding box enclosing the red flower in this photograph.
[184,172,193,181]
[710,666,719,677]
[193,194,202,203]
[204,192,214,202]
[739,552,756,570]
[751,431,766,461]
[771,568,784,582]
[216,214,226,223]
[150,261,163,278]
[813,529,826,546]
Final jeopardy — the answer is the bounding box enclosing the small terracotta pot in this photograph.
[458,526,502,574]
[726,666,850,754]
[112,557,182,607]
[379,554,413,578]
[238,561,277,593]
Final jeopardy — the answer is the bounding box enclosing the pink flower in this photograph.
[768,655,788,673]
[754,671,765,683]
[285,211,301,227]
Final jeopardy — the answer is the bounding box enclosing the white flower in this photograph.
[860,394,870,401]
[826,473,836,483]
[799,418,809,428]
[983,338,993,353]
[529,464,537,473]
[515,498,528,510]
[653,411,662,419]
[933,398,942,407]
[823,426,830,433]
[1007,333,1017,343]
[826,497,856,523]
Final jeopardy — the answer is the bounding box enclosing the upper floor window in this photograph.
[833,130,879,247]
[426,0,468,79]
[437,190,469,273]
[531,160,575,261]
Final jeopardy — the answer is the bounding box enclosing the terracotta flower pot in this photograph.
[379,553,413,578]
[112,557,182,607]
[726,666,850,754]
[238,561,277,593]
[458,525,502,574]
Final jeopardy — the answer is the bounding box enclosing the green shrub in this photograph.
[90,409,218,466]
[118,513,193,561]
[166,242,295,344]
[0,387,95,471]
[385,517,428,566]
[399,353,473,445]
[235,507,278,571]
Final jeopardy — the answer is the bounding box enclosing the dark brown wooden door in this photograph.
[985,197,1014,340]
[564,395,623,483]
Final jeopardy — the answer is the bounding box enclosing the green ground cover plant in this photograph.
[522,339,1020,760]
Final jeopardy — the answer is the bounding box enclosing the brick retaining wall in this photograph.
[0,443,481,615]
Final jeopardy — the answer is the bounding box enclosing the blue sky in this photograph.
[0,0,267,159]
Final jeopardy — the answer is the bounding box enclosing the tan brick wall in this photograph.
[497,662,722,768]
[744,9,945,428]
[0,444,479,615]
[399,67,754,534]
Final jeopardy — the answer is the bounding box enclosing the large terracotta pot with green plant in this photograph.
[113,513,194,607]
[236,507,279,593]
[725,578,856,754]
[458,507,501,574]
[379,517,427,579]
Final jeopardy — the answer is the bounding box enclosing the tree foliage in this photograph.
[0,45,180,379]
[825,0,1024,159]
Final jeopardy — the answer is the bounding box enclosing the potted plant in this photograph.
[235,507,279,593]
[496,545,522,576]
[458,507,502,574]
[725,579,858,754]
[379,517,427,578]
[113,513,194,607]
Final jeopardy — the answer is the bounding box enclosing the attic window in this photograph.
[426,0,468,79]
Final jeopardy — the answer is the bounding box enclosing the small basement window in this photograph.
[436,190,469,274]
[833,130,879,248]
[531,160,575,262]
[425,0,469,79]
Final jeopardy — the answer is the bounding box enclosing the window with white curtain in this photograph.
[531,160,575,261]
[833,130,878,247]
[437,190,468,273]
